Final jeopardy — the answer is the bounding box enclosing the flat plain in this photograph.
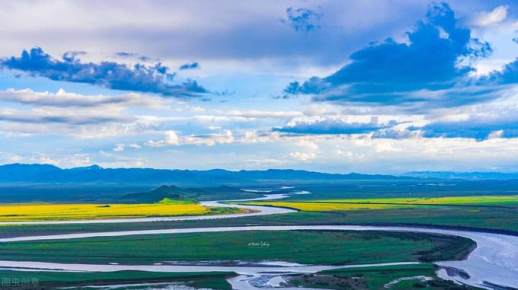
[0,186,514,289]
[0,198,214,222]
[0,230,474,265]
[248,195,518,212]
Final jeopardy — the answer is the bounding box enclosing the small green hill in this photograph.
[122,185,193,203]
[158,197,196,205]
[121,185,258,203]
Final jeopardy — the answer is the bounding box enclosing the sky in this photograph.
[1,0,518,173]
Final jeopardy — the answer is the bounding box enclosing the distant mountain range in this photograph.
[0,164,517,187]
[406,171,518,180]
[0,163,403,186]
[0,164,518,203]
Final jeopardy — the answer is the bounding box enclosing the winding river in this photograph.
[0,193,517,289]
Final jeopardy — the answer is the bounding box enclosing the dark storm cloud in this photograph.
[1,47,208,98]
[284,3,494,108]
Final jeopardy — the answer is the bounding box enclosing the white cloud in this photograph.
[289,151,316,161]
[113,143,141,152]
[475,5,508,27]
[164,130,180,145]
[146,130,234,147]
[183,130,234,146]
[488,130,504,139]
[0,107,159,139]
[0,88,167,108]
[223,110,303,119]
[0,88,174,138]
[241,131,281,143]
[113,144,126,152]
[0,152,22,164]
[27,153,92,168]
[289,139,319,161]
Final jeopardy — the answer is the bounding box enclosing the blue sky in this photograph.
[1,0,518,173]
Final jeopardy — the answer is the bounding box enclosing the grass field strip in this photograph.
[0,224,516,289]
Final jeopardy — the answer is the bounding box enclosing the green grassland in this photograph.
[0,193,510,289]
[241,195,518,233]
[0,264,478,290]
[0,183,515,290]
[323,264,440,289]
[0,202,516,239]
[248,195,518,211]
[0,231,473,265]
[0,270,232,289]
[329,195,518,206]
[308,264,479,290]
[281,181,518,200]
[217,207,518,233]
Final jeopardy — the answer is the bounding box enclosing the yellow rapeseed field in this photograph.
[0,201,209,222]
[321,195,518,206]
[251,195,518,212]
[251,202,406,212]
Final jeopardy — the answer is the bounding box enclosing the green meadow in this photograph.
[312,264,478,289]
[0,270,233,289]
[0,231,473,265]
[249,195,518,211]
